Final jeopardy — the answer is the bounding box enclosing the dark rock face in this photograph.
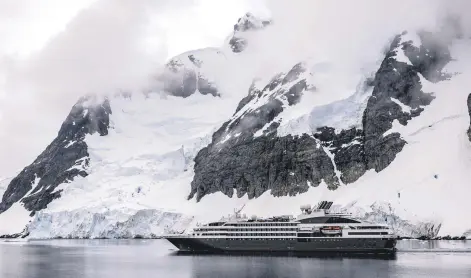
[162,52,220,98]
[191,134,338,201]
[313,127,365,184]
[229,13,271,53]
[189,63,340,201]
[363,31,451,172]
[224,63,307,137]
[163,65,198,98]
[190,31,452,201]
[233,13,271,33]
[468,93,471,142]
[317,31,453,181]
[229,37,248,54]
[0,25,456,223]
[197,73,218,96]
[0,97,111,216]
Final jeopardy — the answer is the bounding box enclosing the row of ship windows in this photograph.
[195,228,298,232]
[352,226,388,230]
[226,223,297,227]
[297,239,378,246]
[199,238,391,242]
[196,233,389,237]
[197,226,388,231]
[208,238,296,241]
[297,238,346,242]
[348,232,389,235]
[195,231,390,235]
[194,233,295,237]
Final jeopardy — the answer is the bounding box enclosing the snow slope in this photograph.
[20,91,240,238]
[21,37,471,239]
[0,176,31,235]
[1,13,471,239]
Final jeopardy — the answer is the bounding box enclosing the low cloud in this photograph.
[0,0,193,175]
[241,0,471,82]
[0,0,470,176]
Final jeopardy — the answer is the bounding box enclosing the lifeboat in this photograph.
[320,226,342,235]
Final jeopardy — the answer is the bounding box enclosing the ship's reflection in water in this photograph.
[0,239,471,278]
[185,253,396,278]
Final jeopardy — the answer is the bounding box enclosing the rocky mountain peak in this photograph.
[189,29,453,202]
[0,96,111,216]
[233,12,271,33]
[159,48,224,98]
[1,12,470,240]
[229,13,271,53]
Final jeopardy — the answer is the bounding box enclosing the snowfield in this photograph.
[1,32,471,239]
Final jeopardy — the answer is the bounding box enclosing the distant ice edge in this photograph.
[26,208,194,239]
[21,203,464,239]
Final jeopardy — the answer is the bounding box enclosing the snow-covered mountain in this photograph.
[227,12,271,53]
[1,13,471,239]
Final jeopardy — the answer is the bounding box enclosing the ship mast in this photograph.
[234,204,246,219]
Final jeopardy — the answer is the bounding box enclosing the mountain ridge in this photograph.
[1,14,471,239]
[188,30,453,201]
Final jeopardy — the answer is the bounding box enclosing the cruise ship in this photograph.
[164,201,397,254]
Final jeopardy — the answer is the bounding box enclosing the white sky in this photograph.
[0,0,267,177]
[0,0,95,57]
[0,0,266,59]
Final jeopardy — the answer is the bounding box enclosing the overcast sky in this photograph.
[0,0,266,177]
[0,0,470,177]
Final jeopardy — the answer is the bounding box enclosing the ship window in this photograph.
[348,232,388,235]
[299,216,330,224]
[326,217,361,224]
[208,222,225,226]
[299,217,360,224]
[356,226,387,229]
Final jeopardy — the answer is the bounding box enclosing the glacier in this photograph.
[27,207,193,239]
[1,13,471,240]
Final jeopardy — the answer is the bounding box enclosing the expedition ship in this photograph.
[164,201,397,254]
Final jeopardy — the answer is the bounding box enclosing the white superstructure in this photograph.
[188,201,395,240]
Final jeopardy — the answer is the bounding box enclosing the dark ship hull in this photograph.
[165,236,397,255]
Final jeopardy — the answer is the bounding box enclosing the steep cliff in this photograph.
[189,31,452,201]
[1,14,471,239]
[0,97,111,216]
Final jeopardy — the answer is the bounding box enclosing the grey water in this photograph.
[1,239,471,278]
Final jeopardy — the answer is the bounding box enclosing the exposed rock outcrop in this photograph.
[229,13,271,53]
[0,97,111,215]
[161,49,222,98]
[189,63,340,201]
[313,127,365,184]
[189,31,452,201]
[363,31,451,172]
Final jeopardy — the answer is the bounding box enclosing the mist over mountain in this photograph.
[1,0,471,239]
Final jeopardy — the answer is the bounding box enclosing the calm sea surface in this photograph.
[1,239,471,278]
